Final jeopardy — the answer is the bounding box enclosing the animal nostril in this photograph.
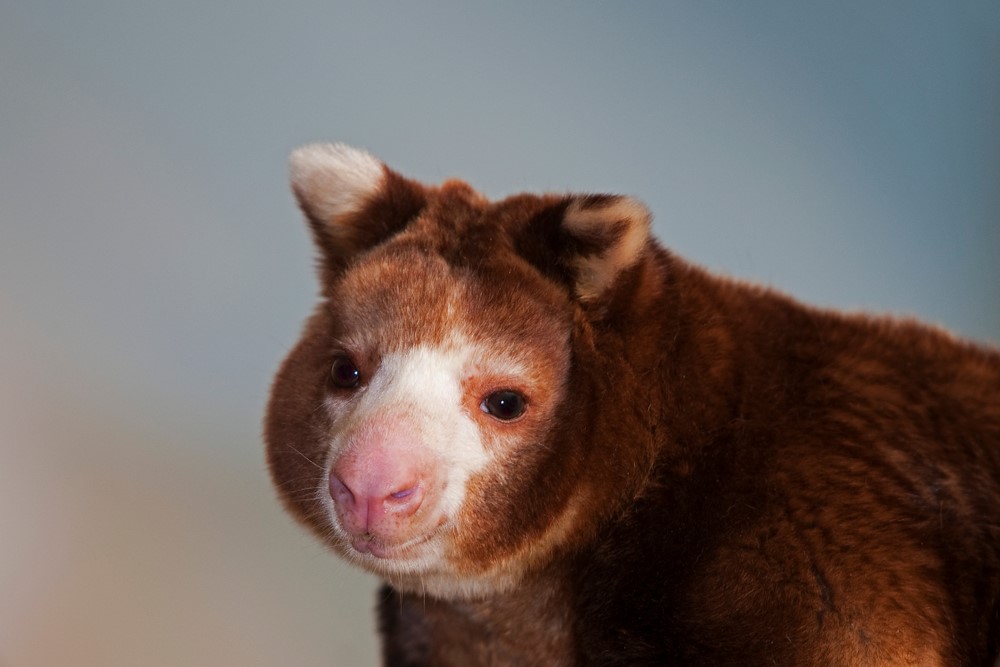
[390,487,415,500]
[329,472,356,507]
[384,484,425,518]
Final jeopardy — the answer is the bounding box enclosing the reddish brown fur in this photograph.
[266,154,1000,666]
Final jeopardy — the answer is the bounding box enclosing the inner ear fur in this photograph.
[561,194,652,303]
[289,143,427,270]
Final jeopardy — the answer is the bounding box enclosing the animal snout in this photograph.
[329,466,426,533]
[329,425,433,543]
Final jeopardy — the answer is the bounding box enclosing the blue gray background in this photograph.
[2,2,998,666]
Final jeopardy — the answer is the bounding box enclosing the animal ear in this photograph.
[289,143,427,267]
[555,194,652,303]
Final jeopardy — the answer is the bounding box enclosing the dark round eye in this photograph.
[329,355,361,389]
[481,390,526,421]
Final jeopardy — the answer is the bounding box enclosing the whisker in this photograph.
[284,442,325,470]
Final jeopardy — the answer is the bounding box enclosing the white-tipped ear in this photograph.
[564,195,651,302]
[289,143,386,224]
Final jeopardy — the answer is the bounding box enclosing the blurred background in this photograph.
[2,2,998,665]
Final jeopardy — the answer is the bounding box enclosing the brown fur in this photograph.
[266,147,1000,666]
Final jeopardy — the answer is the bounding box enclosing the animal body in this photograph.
[265,143,1000,666]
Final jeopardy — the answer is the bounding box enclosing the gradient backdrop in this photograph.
[2,2,998,666]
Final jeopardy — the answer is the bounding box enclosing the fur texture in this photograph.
[266,143,1000,666]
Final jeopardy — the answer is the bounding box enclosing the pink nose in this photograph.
[329,472,425,530]
[329,455,426,537]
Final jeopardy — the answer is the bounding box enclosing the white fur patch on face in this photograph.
[564,196,651,301]
[289,142,385,224]
[364,344,492,516]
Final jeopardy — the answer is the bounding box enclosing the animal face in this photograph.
[266,144,653,598]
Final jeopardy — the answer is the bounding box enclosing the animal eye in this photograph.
[481,390,526,421]
[329,355,361,389]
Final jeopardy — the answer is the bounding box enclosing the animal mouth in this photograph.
[349,525,441,560]
[351,534,393,558]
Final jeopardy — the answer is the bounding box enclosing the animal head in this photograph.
[266,143,659,598]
